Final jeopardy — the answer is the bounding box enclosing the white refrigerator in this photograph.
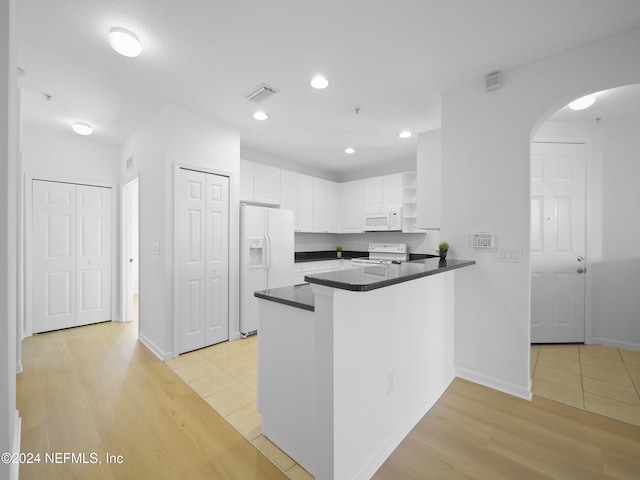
[240,205,295,336]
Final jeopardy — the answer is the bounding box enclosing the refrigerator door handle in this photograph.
[265,234,271,271]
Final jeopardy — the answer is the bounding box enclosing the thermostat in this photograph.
[472,233,494,249]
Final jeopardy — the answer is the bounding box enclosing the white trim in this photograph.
[530,138,594,345]
[172,163,236,358]
[353,370,455,480]
[11,410,21,480]
[591,337,640,352]
[120,176,139,325]
[24,174,118,337]
[139,332,173,361]
[456,368,533,400]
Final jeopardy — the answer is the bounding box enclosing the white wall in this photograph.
[594,114,640,349]
[442,26,640,398]
[21,124,120,183]
[1,0,19,478]
[121,104,240,359]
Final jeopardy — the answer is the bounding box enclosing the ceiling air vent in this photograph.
[244,83,279,103]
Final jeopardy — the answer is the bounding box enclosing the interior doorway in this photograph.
[530,142,587,343]
[123,178,139,331]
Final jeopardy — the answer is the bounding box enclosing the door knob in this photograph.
[577,267,586,274]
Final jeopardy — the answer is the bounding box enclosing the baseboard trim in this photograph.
[354,369,456,480]
[456,367,532,401]
[591,337,640,352]
[11,410,21,480]
[138,333,173,361]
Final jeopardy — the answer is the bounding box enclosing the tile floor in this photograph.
[531,344,640,426]
[166,336,314,480]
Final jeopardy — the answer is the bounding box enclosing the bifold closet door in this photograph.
[32,180,112,333]
[178,168,229,354]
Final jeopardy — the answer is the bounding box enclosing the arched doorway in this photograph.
[529,84,640,425]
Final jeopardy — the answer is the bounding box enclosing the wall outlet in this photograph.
[497,247,523,263]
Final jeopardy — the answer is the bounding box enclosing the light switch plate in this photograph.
[497,247,523,263]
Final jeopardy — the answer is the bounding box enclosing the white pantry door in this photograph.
[32,180,112,333]
[178,169,229,354]
[530,143,586,343]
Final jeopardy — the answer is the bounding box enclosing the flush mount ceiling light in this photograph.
[310,75,329,89]
[398,131,412,139]
[253,111,269,120]
[109,27,142,57]
[345,147,355,154]
[72,122,93,136]
[568,94,596,111]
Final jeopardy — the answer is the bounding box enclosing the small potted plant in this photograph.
[336,245,343,258]
[438,241,449,260]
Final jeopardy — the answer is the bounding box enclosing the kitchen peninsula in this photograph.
[255,258,475,480]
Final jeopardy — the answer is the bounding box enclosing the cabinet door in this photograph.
[297,174,313,232]
[325,180,338,233]
[254,163,281,205]
[240,159,254,202]
[340,180,364,233]
[280,170,298,229]
[364,176,383,212]
[382,173,403,208]
[312,177,326,232]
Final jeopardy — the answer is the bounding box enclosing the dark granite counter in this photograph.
[255,283,315,311]
[304,257,475,292]
[255,258,475,311]
[294,250,434,263]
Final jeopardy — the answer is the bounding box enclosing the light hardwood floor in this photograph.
[18,318,640,479]
[17,320,287,480]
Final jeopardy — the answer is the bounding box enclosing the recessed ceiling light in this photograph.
[109,27,142,57]
[345,147,355,154]
[568,94,596,111]
[253,111,269,120]
[311,75,329,89]
[398,131,412,139]
[72,122,93,136]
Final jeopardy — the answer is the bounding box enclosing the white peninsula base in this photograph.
[257,270,457,480]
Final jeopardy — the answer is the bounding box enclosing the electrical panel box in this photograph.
[472,232,494,249]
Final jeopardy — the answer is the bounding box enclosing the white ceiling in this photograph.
[16,0,640,175]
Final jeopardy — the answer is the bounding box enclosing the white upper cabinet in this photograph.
[240,160,281,205]
[280,169,298,229]
[340,179,365,233]
[311,178,338,233]
[382,173,403,208]
[297,174,313,232]
[364,173,403,212]
[325,180,338,233]
[312,177,326,231]
[416,130,441,230]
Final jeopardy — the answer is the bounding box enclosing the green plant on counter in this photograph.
[438,241,449,252]
[336,245,343,252]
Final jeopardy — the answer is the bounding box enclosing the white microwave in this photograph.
[363,208,402,231]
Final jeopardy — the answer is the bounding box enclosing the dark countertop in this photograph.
[295,250,434,263]
[304,257,475,292]
[255,257,475,311]
[255,283,315,311]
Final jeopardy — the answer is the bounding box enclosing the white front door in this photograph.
[530,142,586,343]
[32,180,112,333]
[178,168,229,354]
